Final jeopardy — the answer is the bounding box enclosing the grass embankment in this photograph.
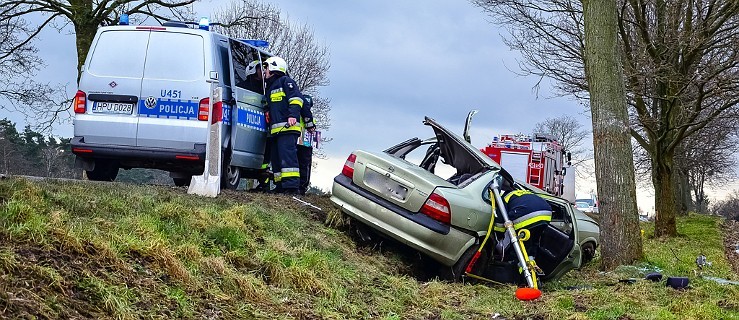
[0,177,737,319]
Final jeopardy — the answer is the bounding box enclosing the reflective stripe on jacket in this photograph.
[494,190,552,232]
[265,74,304,135]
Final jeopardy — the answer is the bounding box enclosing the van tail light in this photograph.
[420,192,451,224]
[341,153,357,178]
[198,98,223,123]
[198,98,209,121]
[73,90,86,113]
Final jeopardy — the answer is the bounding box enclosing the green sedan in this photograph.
[331,116,599,284]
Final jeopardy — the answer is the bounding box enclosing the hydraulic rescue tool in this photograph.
[464,173,542,300]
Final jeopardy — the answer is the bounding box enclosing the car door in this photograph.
[537,194,582,279]
[76,29,149,146]
[137,30,208,150]
[228,39,268,169]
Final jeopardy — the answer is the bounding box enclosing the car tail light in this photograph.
[73,90,86,113]
[341,153,357,178]
[198,98,209,121]
[199,98,223,123]
[420,192,451,224]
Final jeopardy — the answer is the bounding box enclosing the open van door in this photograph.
[228,39,269,170]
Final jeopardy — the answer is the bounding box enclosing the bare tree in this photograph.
[678,119,739,213]
[533,115,590,164]
[0,0,198,83]
[0,13,68,132]
[472,0,739,237]
[213,0,332,157]
[583,0,643,269]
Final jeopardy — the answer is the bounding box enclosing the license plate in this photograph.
[92,102,134,114]
[364,168,409,201]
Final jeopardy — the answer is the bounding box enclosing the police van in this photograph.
[72,18,271,188]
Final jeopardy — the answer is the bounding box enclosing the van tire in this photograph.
[86,160,119,182]
[173,177,191,187]
[221,151,241,190]
[439,244,489,282]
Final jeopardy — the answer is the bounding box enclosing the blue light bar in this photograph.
[198,17,209,31]
[239,39,269,48]
[119,14,129,25]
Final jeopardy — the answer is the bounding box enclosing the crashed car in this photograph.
[330,116,599,283]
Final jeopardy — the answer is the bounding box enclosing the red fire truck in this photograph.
[481,133,570,198]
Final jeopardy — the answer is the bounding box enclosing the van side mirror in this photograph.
[566,152,572,162]
[209,71,219,81]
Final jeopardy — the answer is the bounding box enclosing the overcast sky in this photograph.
[7,0,737,211]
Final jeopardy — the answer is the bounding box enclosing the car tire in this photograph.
[221,150,241,190]
[86,160,119,182]
[581,242,596,265]
[439,244,489,282]
[173,177,191,187]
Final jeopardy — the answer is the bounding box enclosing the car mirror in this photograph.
[209,71,219,81]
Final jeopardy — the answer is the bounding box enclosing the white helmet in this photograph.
[264,56,287,73]
[245,60,261,76]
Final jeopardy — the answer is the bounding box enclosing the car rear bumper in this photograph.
[71,136,207,172]
[331,174,475,266]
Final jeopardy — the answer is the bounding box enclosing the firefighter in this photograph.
[494,177,552,258]
[240,60,265,94]
[263,56,303,195]
[298,94,317,195]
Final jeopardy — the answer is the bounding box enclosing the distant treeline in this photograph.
[0,119,79,179]
[0,118,172,184]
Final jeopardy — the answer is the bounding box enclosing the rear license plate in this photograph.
[92,102,134,114]
[364,168,409,201]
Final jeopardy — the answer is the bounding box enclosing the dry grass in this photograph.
[0,177,737,319]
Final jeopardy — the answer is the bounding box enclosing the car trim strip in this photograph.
[334,174,450,235]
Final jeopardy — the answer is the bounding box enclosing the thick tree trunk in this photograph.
[583,0,644,270]
[74,23,97,84]
[652,154,678,236]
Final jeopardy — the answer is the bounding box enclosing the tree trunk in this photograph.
[652,154,678,236]
[674,169,690,216]
[697,171,707,213]
[74,22,98,84]
[583,0,644,270]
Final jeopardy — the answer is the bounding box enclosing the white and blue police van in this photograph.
[72,17,270,188]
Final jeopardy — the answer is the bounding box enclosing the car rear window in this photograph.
[87,30,148,78]
[143,32,205,81]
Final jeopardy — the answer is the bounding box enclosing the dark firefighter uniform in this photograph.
[494,189,552,258]
[298,94,316,195]
[265,73,304,194]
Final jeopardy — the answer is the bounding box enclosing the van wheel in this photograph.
[221,151,241,190]
[86,160,119,181]
[173,177,191,187]
[439,245,489,282]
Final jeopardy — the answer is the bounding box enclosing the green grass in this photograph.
[0,177,737,319]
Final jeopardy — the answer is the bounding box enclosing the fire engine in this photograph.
[481,133,574,201]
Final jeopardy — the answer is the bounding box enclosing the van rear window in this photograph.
[144,32,205,81]
[88,30,148,78]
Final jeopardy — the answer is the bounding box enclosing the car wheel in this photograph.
[221,151,241,190]
[439,244,489,282]
[173,177,191,187]
[581,242,596,265]
[86,160,119,181]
